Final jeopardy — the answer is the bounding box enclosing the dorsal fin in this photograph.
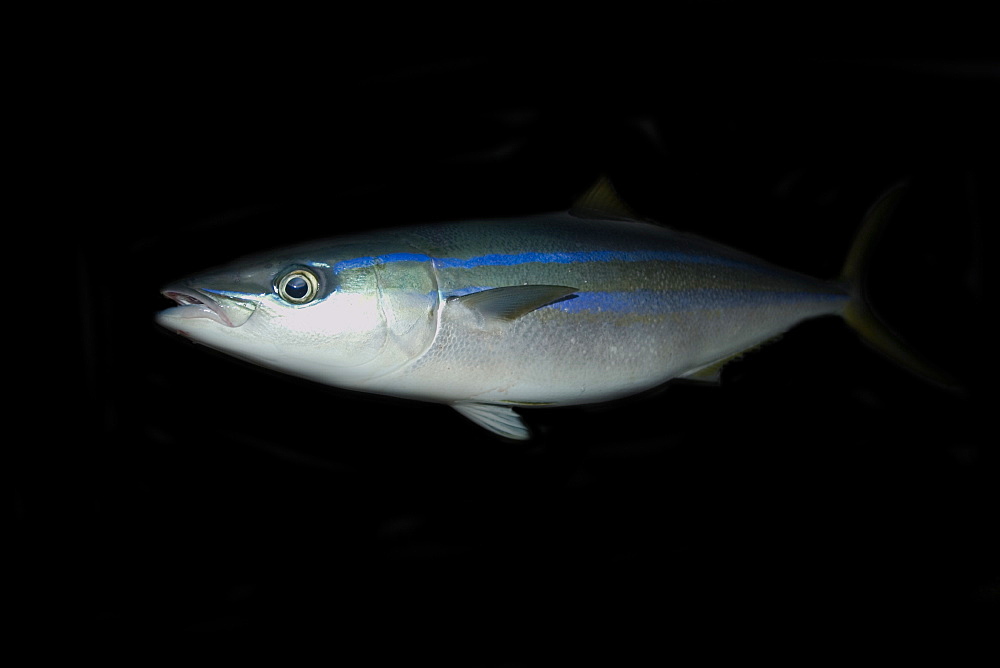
[569,175,638,221]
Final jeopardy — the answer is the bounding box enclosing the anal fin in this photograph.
[452,402,531,440]
[678,360,727,384]
[679,337,782,384]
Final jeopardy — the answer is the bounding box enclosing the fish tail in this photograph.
[838,184,958,388]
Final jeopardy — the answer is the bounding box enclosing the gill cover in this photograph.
[259,245,441,383]
[367,253,440,377]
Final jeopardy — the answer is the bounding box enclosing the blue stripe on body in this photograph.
[333,252,432,272]
[447,288,848,314]
[332,250,758,274]
[201,288,265,299]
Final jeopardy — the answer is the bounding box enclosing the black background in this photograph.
[19,37,997,662]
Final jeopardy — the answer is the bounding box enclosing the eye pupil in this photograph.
[285,276,308,299]
[277,269,319,304]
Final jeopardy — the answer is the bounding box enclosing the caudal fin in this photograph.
[839,184,959,389]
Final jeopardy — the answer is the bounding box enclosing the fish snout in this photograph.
[158,286,259,328]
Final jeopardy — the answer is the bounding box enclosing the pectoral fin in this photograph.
[452,402,531,440]
[449,285,578,322]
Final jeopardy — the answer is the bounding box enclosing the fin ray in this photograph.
[452,402,531,440]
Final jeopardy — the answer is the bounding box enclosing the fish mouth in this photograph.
[160,287,236,327]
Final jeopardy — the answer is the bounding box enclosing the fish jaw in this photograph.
[157,285,260,331]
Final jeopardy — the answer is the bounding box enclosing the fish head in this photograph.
[157,239,439,388]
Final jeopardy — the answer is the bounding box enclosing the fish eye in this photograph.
[276,268,320,304]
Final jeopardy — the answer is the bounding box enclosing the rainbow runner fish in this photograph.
[157,179,941,439]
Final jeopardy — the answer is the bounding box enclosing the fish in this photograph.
[156,178,945,440]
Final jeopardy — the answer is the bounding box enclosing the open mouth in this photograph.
[161,288,236,327]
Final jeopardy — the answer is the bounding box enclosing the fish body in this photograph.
[157,180,916,439]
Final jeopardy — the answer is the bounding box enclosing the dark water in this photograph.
[23,51,996,660]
